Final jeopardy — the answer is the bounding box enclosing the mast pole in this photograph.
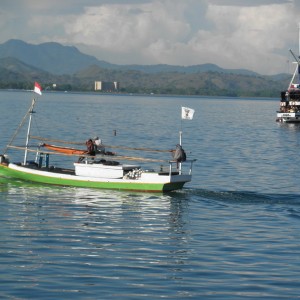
[298,22,300,58]
[179,131,182,145]
[23,98,36,165]
[179,128,182,146]
[288,49,300,89]
[298,22,300,84]
[179,112,183,174]
[180,108,183,146]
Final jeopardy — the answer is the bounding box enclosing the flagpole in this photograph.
[23,82,42,165]
[180,112,183,146]
[179,110,183,174]
[23,97,36,165]
[180,106,195,173]
[180,105,195,146]
[179,130,182,146]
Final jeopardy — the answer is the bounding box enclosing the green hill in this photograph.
[0,39,291,97]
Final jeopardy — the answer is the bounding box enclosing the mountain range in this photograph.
[0,39,289,97]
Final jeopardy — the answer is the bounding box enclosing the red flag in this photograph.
[34,82,42,95]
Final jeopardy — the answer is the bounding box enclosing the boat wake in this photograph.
[179,187,300,205]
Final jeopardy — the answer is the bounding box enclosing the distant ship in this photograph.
[277,24,300,123]
[277,48,300,123]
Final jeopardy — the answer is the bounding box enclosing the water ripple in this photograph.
[1,93,300,299]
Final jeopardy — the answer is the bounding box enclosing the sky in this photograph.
[1,0,300,75]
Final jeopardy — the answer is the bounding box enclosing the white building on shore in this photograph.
[95,81,119,92]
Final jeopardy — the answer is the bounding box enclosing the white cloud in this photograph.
[208,0,291,6]
[187,3,296,73]
[64,2,190,56]
[60,0,299,74]
[0,0,300,74]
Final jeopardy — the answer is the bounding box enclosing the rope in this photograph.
[7,145,168,163]
[30,136,85,146]
[30,135,173,153]
[3,98,36,154]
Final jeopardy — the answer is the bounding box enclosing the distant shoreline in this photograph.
[0,88,277,100]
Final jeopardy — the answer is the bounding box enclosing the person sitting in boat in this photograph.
[78,138,96,162]
[93,136,116,156]
[93,136,105,154]
[86,139,96,156]
[172,144,187,168]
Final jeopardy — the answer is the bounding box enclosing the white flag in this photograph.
[34,82,42,95]
[181,107,195,120]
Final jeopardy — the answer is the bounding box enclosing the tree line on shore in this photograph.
[0,66,288,98]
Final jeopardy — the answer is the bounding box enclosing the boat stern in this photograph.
[276,111,300,122]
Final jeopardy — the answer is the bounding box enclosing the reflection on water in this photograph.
[0,177,198,299]
[0,176,191,246]
[277,122,300,131]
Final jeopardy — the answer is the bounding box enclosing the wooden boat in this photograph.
[0,88,195,192]
[42,143,86,155]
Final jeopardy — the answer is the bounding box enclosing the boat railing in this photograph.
[21,144,196,177]
[71,156,196,178]
[168,159,196,176]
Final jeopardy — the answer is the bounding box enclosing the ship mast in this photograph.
[298,22,300,58]
[23,98,36,165]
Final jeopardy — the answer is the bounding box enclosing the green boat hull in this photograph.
[0,164,186,192]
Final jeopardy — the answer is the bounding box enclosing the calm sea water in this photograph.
[1,90,300,299]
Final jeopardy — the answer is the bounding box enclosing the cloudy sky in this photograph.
[1,0,300,75]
